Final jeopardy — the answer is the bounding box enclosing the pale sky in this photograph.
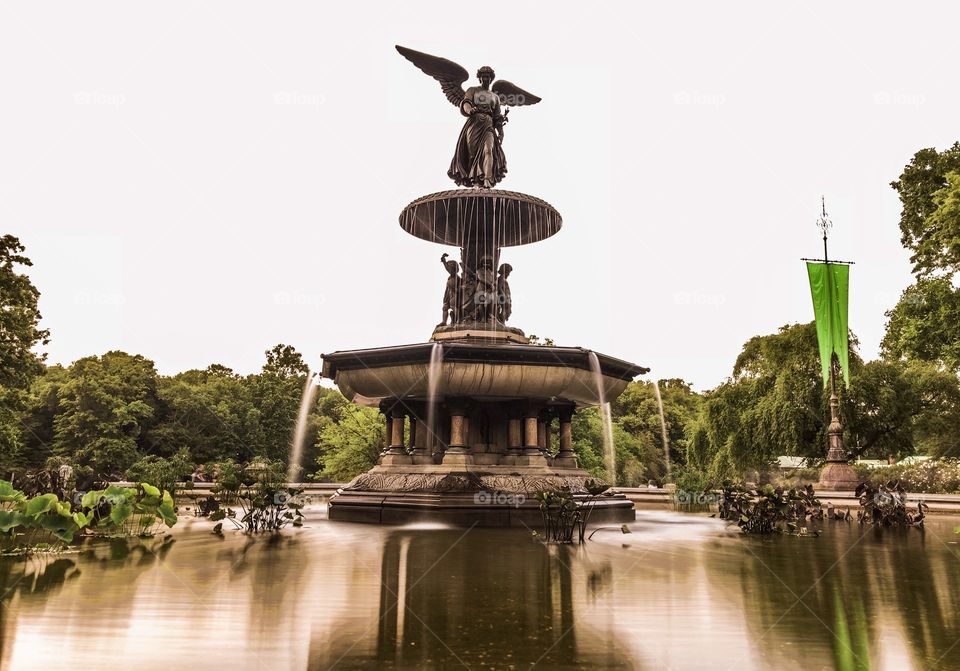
[4,1,958,391]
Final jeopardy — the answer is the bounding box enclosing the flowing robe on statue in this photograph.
[448,86,507,188]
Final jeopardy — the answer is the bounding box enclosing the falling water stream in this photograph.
[288,370,320,483]
[425,342,444,453]
[652,380,671,481]
[587,351,616,485]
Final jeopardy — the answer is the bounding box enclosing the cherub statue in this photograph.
[439,253,461,326]
[497,263,513,323]
[396,45,541,189]
[472,256,499,322]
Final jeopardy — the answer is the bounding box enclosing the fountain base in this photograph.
[321,340,648,527]
[328,463,635,527]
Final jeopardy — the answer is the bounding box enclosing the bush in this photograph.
[718,483,823,535]
[770,467,822,489]
[672,466,711,495]
[858,459,960,494]
[125,449,194,499]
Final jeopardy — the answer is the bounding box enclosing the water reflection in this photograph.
[734,522,960,670]
[0,512,958,670]
[311,531,632,669]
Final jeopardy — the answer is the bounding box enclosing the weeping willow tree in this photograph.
[687,322,863,480]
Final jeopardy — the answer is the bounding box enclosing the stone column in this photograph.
[523,412,540,455]
[408,414,417,451]
[382,405,412,465]
[505,414,523,465]
[554,406,578,468]
[378,400,392,458]
[442,401,473,466]
[520,406,547,466]
[538,408,552,453]
[411,410,433,465]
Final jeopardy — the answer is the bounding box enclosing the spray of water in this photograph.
[288,371,320,483]
[587,351,616,485]
[652,380,671,481]
[425,342,444,455]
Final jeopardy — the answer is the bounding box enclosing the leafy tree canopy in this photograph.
[0,236,50,471]
[882,276,960,372]
[890,143,960,277]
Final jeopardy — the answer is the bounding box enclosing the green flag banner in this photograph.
[806,262,850,387]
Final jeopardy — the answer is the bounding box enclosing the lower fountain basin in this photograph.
[321,341,648,406]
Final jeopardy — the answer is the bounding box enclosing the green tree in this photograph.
[0,236,50,471]
[249,344,310,463]
[143,365,258,465]
[613,378,701,468]
[51,351,159,477]
[847,359,960,460]
[882,277,960,372]
[21,364,68,468]
[314,402,385,481]
[262,344,309,378]
[687,323,862,479]
[891,144,960,277]
[570,404,667,487]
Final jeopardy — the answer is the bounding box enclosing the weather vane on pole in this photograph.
[817,195,832,262]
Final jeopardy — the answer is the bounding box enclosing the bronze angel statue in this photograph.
[396,45,541,189]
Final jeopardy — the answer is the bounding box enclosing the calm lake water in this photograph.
[2,509,959,670]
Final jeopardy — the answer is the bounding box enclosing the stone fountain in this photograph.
[321,46,648,525]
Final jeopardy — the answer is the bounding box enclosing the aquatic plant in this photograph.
[0,479,177,552]
[855,480,927,528]
[209,458,304,533]
[718,483,823,535]
[534,480,610,544]
[80,483,177,536]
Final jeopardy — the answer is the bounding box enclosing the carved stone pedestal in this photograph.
[818,388,858,491]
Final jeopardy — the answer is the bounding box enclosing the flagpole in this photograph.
[811,197,858,490]
[820,198,843,463]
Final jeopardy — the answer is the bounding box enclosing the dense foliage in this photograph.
[854,459,960,494]
[687,323,960,482]
[207,458,304,533]
[855,480,927,528]
[0,236,50,472]
[718,483,823,535]
[890,142,960,278]
[882,277,960,373]
[16,345,326,482]
[0,478,176,550]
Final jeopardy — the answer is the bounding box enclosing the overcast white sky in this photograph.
[3,1,958,390]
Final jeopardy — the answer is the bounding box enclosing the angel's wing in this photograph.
[395,45,468,107]
[491,80,541,107]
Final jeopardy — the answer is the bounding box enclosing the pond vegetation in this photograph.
[0,478,176,554]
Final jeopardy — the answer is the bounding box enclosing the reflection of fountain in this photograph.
[652,380,671,481]
[310,529,634,668]
[288,371,320,482]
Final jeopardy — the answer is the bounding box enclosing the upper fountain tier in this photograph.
[400,189,562,247]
